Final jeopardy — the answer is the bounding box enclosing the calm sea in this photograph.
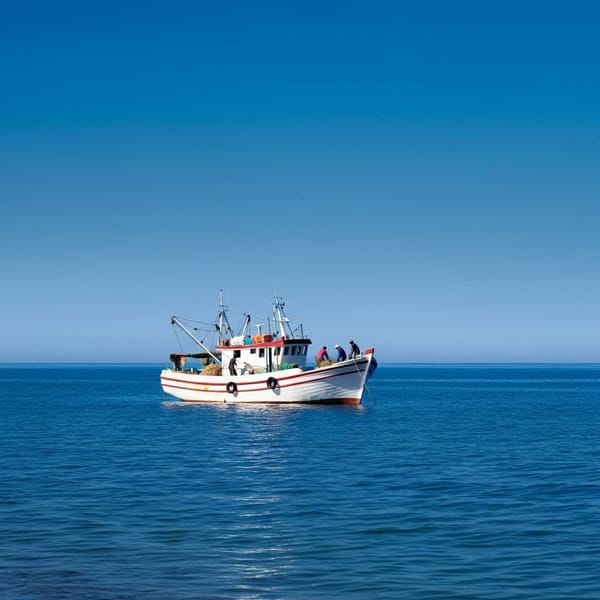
[1,364,599,599]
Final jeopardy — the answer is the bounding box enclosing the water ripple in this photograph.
[1,366,599,598]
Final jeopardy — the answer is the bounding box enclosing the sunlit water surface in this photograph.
[1,364,599,598]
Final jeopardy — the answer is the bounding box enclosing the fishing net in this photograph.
[202,364,222,376]
[318,359,336,368]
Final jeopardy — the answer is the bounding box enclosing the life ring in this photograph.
[226,381,237,394]
[267,377,278,390]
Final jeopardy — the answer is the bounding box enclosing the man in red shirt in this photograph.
[315,346,330,366]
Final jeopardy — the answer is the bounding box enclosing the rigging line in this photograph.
[192,327,214,336]
[173,323,185,353]
[174,318,215,336]
[350,356,376,405]
[176,317,216,327]
[350,356,363,382]
[200,330,216,345]
[364,381,377,405]
[190,321,217,327]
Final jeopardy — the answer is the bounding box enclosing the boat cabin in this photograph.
[218,335,312,374]
[169,293,313,375]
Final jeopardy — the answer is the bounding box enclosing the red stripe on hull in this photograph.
[160,365,367,395]
[165,396,361,406]
[160,359,369,394]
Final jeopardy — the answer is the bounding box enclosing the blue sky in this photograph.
[1,1,599,362]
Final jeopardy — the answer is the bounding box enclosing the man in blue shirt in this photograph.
[335,344,347,361]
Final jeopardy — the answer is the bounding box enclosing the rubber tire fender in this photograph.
[226,381,237,394]
[267,377,278,390]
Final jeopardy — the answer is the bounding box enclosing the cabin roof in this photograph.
[217,338,312,350]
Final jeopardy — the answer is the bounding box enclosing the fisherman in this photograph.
[228,356,238,376]
[315,346,329,367]
[335,344,347,362]
[243,362,254,375]
[170,353,183,371]
[348,340,360,359]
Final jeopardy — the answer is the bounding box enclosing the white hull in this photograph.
[161,353,375,405]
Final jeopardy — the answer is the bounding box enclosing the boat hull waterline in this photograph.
[161,352,375,405]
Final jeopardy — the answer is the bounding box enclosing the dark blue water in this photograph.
[1,364,599,599]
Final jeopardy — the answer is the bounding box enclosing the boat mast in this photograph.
[272,295,296,339]
[170,316,221,364]
[217,289,235,339]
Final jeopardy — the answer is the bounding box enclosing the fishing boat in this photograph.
[160,292,377,405]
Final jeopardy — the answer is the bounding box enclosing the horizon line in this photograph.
[2,361,600,367]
